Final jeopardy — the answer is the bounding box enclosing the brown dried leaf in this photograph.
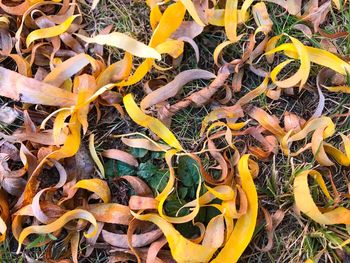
[102,149,139,167]
[256,208,285,252]
[0,67,77,106]
[102,228,163,248]
[140,69,216,110]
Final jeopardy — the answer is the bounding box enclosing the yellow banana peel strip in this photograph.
[0,216,6,243]
[324,86,350,93]
[236,76,269,106]
[324,143,350,166]
[338,133,350,158]
[225,0,239,42]
[96,53,133,88]
[123,94,183,150]
[332,0,345,9]
[17,209,98,253]
[180,185,236,210]
[248,107,286,140]
[155,39,184,59]
[0,190,8,243]
[213,40,235,66]
[252,2,272,35]
[155,150,180,220]
[42,75,98,161]
[52,110,70,145]
[117,59,153,87]
[294,170,350,225]
[149,2,186,48]
[42,73,113,161]
[26,15,79,47]
[161,176,202,224]
[281,117,337,166]
[150,5,162,30]
[43,54,97,87]
[121,136,171,152]
[43,76,96,159]
[74,179,111,203]
[131,211,218,262]
[311,127,334,166]
[48,114,81,160]
[212,154,258,262]
[75,75,97,135]
[201,105,244,135]
[41,73,99,151]
[323,134,350,166]
[241,0,254,20]
[117,2,186,87]
[265,35,281,64]
[89,134,105,178]
[202,215,225,248]
[179,0,205,26]
[214,0,254,65]
[155,152,178,206]
[288,117,335,142]
[75,32,161,60]
[207,8,248,27]
[227,121,248,131]
[266,42,350,76]
[267,35,310,89]
[206,184,235,201]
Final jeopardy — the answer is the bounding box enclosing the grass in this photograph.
[0,240,22,263]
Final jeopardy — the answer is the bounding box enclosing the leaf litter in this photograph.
[0,0,349,262]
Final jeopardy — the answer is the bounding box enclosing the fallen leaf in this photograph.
[75,32,161,60]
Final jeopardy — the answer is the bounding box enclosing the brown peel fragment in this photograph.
[0,67,77,106]
[88,203,132,225]
[119,175,153,197]
[129,196,159,210]
[256,208,285,252]
[102,149,139,167]
[140,69,216,110]
[102,228,163,248]
[158,65,231,126]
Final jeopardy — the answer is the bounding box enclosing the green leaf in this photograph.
[151,151,165,159]
[211,169,221,181]
[204,200,221,224]
[105,160,136,178]
[178,187,188,199]
[116,161,136,176]
[177,156,200,187]
[26,235,47,250]
[176,156,202,200]
[137,162,159,179]
[167,202,204,238]
[176,222,201,239]
[164,196,188,217]
[130,147,148,158]
[137,161,169,193]
[47,233,57,241]
[146,171,169,193]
